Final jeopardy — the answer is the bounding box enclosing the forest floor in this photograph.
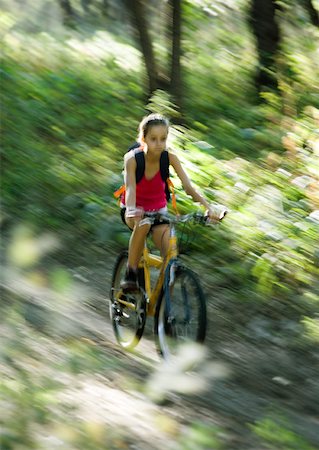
[1,230,319,450]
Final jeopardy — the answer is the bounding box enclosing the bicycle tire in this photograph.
[154,262,207,359]
[110,251,147,350]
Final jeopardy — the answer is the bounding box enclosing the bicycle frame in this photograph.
[110,211,210,354]
[139,223,178,316]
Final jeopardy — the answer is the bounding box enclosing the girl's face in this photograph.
[143,125,168,155]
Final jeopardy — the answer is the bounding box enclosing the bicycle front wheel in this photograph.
[155,263,207,359]
[110,251,146,350]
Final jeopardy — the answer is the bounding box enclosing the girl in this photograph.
[120,113,226,290]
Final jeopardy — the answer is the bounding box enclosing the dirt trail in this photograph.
[2,244,319,450]
[1,262,235,450]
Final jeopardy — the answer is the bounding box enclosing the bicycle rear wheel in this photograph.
[110,251,146,350]
[155,262,206,359]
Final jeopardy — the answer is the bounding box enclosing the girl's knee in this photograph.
[125,218,135,230]
[133,222,151,236]
[152,225,169,254]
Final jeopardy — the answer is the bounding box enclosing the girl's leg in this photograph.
[151,224,170,258]
[127,220,151,269]
[121,218,151,290]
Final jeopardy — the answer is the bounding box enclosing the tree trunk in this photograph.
[124,0,182,108]
[58,0,75,24]
[168,0,182,111]
[303,0,319,27]
[81,0,91,14]
[125,0,159,95]
[249,0,281,92]
[101,0,108,17]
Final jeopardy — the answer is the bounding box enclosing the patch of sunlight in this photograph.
[3,32,21,54]
[1,0,64,32]
[302,317,319,343]
[66,30,141,70]
[3,15,141,72]
[0,12,15,34]
[3,31,65,69]
[172,148,213,188]
[58,377,178,445]
[7,225,59,268]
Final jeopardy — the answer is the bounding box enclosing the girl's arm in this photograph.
[169,152,210,209]
[169,152,227,220]
[124,153,138,216]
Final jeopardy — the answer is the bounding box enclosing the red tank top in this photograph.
[136,171,167,211]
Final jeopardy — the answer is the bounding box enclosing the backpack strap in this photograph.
[127,143,145,184]
[135,148,169,184]
[134,150,145,184]
[128,142,140,151]
[159,150,171,202]
[160,150,169,181]
[160,151,178,214]
[114,147,143,200]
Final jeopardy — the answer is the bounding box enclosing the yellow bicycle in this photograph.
[109,212,208,359]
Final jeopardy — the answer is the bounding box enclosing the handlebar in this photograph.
[139,211,221,227]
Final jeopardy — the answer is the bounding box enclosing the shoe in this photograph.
[120,267,138,291]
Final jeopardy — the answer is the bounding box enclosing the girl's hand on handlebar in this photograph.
[206,204,228,223]
[125,206,144,219]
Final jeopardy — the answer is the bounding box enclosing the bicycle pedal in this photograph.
[114,305,130,320]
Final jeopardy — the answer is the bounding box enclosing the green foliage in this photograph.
[1,27,144,230]
[251,414,317,450]
[1,4,319,448]
[302,317,319,343]
[64,339,121,375]
[147,89,181,120]
[176,421,225,450]
[1,0,318,318]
